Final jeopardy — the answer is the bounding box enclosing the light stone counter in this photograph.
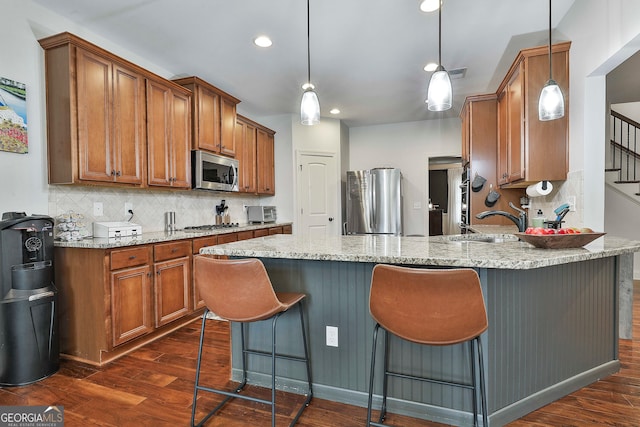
[53,222,292,249]
[199,233,640,270]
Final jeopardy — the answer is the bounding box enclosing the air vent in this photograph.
[449,67,467,80]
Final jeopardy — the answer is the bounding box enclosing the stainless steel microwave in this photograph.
[192,150,239,192]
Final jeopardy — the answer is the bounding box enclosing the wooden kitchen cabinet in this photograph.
[461,94,525,225]
[146,78,192,188]
[496,42,570,188]
[257,127,276,195]
[39,33,146,186]
[110,246,153,346]
[173,76,240,157]
[236,115,276,195]
[153,241,191,327]
[236,115,258,193]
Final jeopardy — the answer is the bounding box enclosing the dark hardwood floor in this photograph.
[1,283,639,426]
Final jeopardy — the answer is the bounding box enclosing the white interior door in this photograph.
[297,152,339,237]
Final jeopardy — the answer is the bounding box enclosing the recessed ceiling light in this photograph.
[424,62,438,72]
[330,108,340,115]
[254,36,272,48]
[419,0,440,12]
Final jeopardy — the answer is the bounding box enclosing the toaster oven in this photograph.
[247,206,276,223]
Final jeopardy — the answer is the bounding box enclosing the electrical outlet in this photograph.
[568,196,576,212]
[326,326,338,347]
[93,202,103,217]
[124,202,133,216]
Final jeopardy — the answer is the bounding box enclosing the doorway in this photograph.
[428,156,463,235]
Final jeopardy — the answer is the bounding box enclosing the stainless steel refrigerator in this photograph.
[346,168,403,235]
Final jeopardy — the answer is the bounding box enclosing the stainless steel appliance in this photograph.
[0,212,59,386]
[346,168,402,235]
[460,167,470,233]
[192,150,239,192]
[247,206,277,224]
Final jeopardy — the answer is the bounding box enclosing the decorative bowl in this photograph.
[513,232,606,249]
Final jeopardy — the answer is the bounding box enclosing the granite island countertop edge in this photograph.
[198,234,640,270]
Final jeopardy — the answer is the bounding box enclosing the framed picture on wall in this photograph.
[0,77,28,154]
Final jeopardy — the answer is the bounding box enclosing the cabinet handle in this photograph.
[147,272,152,278]
[129,255,136,260]
[157,270,161,276]
[171,248,178,253]
[111,170,116,176]
[116,171,121,177]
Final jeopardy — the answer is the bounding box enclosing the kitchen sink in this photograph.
[443,234,519,243]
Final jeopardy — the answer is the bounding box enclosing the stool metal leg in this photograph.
[380,328,390,423]
[366,323,380,427]
[470,340,478,426]
[477,336,488,427]
[190,310,208,427]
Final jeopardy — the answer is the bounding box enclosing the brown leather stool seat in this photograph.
[191,256,312,427]
[366,265,488,427]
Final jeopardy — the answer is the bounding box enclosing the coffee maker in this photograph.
[0,212,59,386]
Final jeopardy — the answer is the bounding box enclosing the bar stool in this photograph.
[191,256,313,427]
[366,265,488,427]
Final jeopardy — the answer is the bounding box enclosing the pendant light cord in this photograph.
[438,2,442,67]
[307,0,311,84]
[548,0,552,80]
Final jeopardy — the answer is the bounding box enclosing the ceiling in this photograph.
[33,0,576,127]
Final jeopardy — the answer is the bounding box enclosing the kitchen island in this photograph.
[200,233,640,426]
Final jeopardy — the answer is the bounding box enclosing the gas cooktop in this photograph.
[183,223,240,232]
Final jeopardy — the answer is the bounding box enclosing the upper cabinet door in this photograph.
[220,96,237,157]
[194,85,220,153]
[257,128,275,195]
[76,48,113,182]
[236,116,257,193]
[170,90,191,188]
[112,63,146,185]
[146,79,172,187]
[146,78,192,188]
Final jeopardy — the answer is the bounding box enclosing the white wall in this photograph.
[557,0,640,230]
[349,118,460,236]
[0,1,183,218]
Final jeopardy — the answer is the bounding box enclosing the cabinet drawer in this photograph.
[268,226,283,235]
[154,240,192,262]
[237,230,254,241]
[253,228,269,238]
[218,233,238,244]
[111,246,151,270]
[192,236,218,254]
[282,225,292,234]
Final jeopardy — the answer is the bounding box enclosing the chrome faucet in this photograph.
[476,202,528,232]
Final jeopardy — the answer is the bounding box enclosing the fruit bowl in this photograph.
[513,232,606,249]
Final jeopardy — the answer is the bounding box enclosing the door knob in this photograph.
[329,217,334,222]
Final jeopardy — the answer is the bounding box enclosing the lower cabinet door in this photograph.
[154,257,191,327]
[111,265,153,346]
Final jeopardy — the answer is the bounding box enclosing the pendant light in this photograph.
[300,0,320,125]
[427,1,452,112]
[538,0,565,121]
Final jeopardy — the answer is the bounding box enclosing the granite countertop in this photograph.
[53,222,292,249]
[199,233,640,270]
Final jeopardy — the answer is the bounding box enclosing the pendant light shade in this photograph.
[427,1,452,112]
[301,86,320,125]
[538,0,564,121]
[301,0,320,125]
[427,66,452,111]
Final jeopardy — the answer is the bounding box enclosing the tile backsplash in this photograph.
[528,170,583,227]
[48,185,264,234]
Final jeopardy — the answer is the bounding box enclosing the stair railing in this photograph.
[609,110,640,187]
